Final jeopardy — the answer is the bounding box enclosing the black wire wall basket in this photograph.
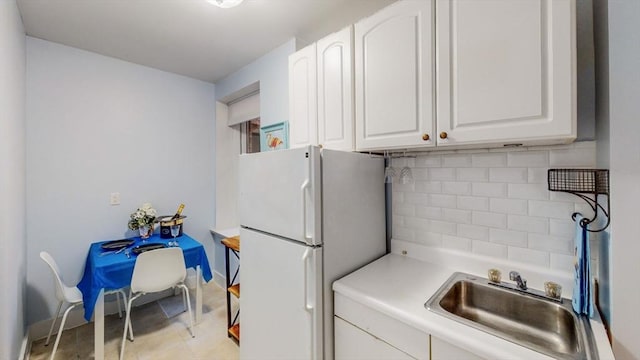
[547,169,610,232]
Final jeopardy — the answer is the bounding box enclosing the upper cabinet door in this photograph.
[317,26,354,151]
[354,0,435,151]
[289,43,318,149]
[436,0,576,146]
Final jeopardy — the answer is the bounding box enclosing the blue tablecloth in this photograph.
[77,233,213,321]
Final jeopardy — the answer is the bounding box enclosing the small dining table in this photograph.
[77,233,212,360]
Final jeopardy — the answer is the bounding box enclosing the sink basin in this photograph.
[425,272,598,360]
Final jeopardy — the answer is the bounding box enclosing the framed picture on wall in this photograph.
[260,121,289,152]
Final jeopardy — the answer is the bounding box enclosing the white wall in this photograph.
[392,142,597,276]
[605,1,640,358]
[25,37,216,325]
[215,39,296,127]
[210,39,296,282]
[0,0,26,357]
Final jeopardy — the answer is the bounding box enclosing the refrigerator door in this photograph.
[239,146,321,246]
[240,228,323,360]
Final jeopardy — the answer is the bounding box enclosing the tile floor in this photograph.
[29,281,239,360]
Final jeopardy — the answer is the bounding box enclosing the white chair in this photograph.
[40,251,129,360]
[120,247,194,360]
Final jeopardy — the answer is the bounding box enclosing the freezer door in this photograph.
[239,146,321,246]
[240,228,323,360]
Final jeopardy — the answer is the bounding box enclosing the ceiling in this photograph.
[17,0,397,83]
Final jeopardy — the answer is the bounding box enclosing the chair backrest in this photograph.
[130,247,187,294]
[40,251,74,302]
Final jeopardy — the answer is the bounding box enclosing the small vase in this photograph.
[139,225,152,240]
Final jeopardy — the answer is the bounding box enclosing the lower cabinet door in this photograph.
[430,336,486,360]
[335,316,416,360]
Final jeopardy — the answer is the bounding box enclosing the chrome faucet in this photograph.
[509,271,527,290]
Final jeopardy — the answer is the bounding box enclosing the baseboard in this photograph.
[28,289,174,342]
[213,269,225,288]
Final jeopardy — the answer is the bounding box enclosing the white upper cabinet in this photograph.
[317,27,354,151]
[436,0,576,147]
[352,0,575,151]
[289,43,317,149]
[289,27,354,151]
[354,0,435,151]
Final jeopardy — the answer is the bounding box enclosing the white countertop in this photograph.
[333,253,615,360]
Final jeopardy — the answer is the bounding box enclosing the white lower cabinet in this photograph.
[430,336,486,360]
[335,317,416,360]
[334,293,430,360]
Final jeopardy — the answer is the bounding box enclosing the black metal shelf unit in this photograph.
[547,169,610,232]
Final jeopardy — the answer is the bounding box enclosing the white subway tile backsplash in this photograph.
[391,141,597,272]
[457,168,489,181]
[415,206,442,220]
[489,198,528,215]
[472,240,508,259]
[442,182,471,195]
[528,168,549,184]
[550,219,577,237]
[457,224,489,241]
[528,233,573,255]
[442,208,472,224]
[507,151,549,167]
[415,232,443,247]
[443,154,472,167]
[430,168,457,181]
[401,193,429,206]
[415,155,441,167]
[508,183,549,200]
[472,211,507,228]
[394,204,415,217]
[392,226,414,242]
[412,168,430,181]
[429,220,458,235]
[507,214,549,234]
[472,182,507,197]
[429,194,457,208]
[457,196,489,211]
[508,247,550,267]
[442,235,472,251]
[489,228,528,247]
[489,168,528,183]
[549,148,596,167]
[472,153,507,167]
[414,181,442,194]
[404,217,431,231]
[550,253,574,273]
[529,200,575,219]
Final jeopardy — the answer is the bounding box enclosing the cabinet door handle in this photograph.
[439,132,448,139]
[422,133,430,141]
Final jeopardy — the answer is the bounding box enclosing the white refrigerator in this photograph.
[238,146,386,360]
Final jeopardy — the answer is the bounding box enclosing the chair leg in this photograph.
[45,301,63,346]
[182,287,187,312]
[49,302,81,360]
[179,284,195,338]
[120,293,139,360]
[115,291,123,318]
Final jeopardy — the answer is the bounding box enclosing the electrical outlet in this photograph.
[110,192,120,205]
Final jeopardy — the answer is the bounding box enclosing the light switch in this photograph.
[110,192,120,205]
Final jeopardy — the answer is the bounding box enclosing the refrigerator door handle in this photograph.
[301,179,313,244]
[302,248,315,359]
[302,248,313,311]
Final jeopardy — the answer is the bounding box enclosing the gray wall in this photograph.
[25,37,216,325]
[598,1,640,358]
[0,0,26,357]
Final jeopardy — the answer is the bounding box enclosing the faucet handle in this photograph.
[509,271,520,281]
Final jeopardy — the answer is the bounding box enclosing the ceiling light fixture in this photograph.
[207,0,244,8]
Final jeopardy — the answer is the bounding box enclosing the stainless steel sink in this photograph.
[425,272,599,360]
